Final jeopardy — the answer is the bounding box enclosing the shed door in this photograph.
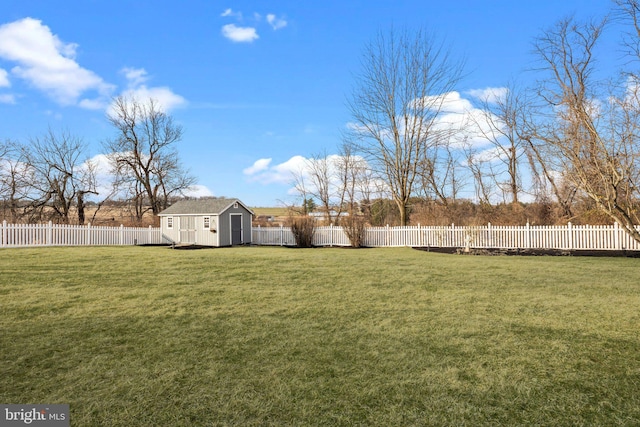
[231,214,242,245]
[179,216,196,244]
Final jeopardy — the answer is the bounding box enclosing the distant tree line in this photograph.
[0,97,194,225]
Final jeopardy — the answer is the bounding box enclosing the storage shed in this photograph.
[158,198,254,246]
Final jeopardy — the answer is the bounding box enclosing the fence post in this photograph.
[47,221,53,246]
[119,224,124,245]
[451,223,455,247]
[1,220,5,247]
[330,223,333,247]
[525,222,530,249]
[614,222,621,250]
[87,223,92,246]
[487,222,492,248]
[567,222,573,250]
[148,225,153,245]
[418,223,422,247]
[280,225,284,246]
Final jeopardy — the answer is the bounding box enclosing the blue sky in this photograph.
[0,0,620,206]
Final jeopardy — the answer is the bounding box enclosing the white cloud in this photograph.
[244,155,307,185]
[352,91,506,150]
[0,17,114,106]
[243,158,272,175]
[118,86,187,113]
[121,67,149,88]
[245,154,386,202]
[78,97,108,110]
[414,91,474,114]
[221,24,259,43]
[220,9,287,42]
[0,68,9,87]
[82,154,115,200]
[467,87,509,104]
[221,8,242,19]
[0,94,15,104]
[266,14,287,30]
[183,185,214,198]
[107,66,186,113]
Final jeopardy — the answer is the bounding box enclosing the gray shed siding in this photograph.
[159,199,253,246]
[217,205,252,245]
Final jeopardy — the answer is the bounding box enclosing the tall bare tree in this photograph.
[346,28,465,225]
[0,140,31,222]
[105,96,195,219]
[469,85,528,205]
[531,16,640,242]
[416,141,462,206]
[306,151,344,224]
[25,129,96,224]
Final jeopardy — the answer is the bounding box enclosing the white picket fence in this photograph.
[2,221,640,251]
[252,223,640,251]
[0,221,168,247]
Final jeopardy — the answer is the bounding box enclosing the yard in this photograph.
[1,246,639,426]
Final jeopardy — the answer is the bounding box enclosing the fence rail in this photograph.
[252,223,640,251]
[0,221,168,247]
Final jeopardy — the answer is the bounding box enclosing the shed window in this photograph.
[234,202,238,209]
[204,217,210,229]
[167,217,173,229]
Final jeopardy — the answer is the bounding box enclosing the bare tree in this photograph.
[0,140,32,222]
[416,137,464,206]
[469,85,528,205]
[105,96,196,219]
[462,139,497,206]
[335,142,370,216]
[615,0,640,59]
[531,16,640,242]
[24,129,96,224]
[346,28,465,225]
[306,151,345,224]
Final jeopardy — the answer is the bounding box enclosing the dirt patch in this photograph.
[168,244,216,250]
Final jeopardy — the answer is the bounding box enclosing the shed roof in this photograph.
[158,198,254,216]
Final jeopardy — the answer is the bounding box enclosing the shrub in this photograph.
[290,216,315,247]
[342,215,367,248]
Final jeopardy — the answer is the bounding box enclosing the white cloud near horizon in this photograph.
[411,91,508,148]
[184,185,215,198]
[0,17,114,107]
[243,154,384,201]
[221,24,259,43]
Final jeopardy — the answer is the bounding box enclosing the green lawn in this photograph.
[1,246,639,426]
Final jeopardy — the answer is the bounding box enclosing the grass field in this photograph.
[1,246,639,426]
[251,207,292,217]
